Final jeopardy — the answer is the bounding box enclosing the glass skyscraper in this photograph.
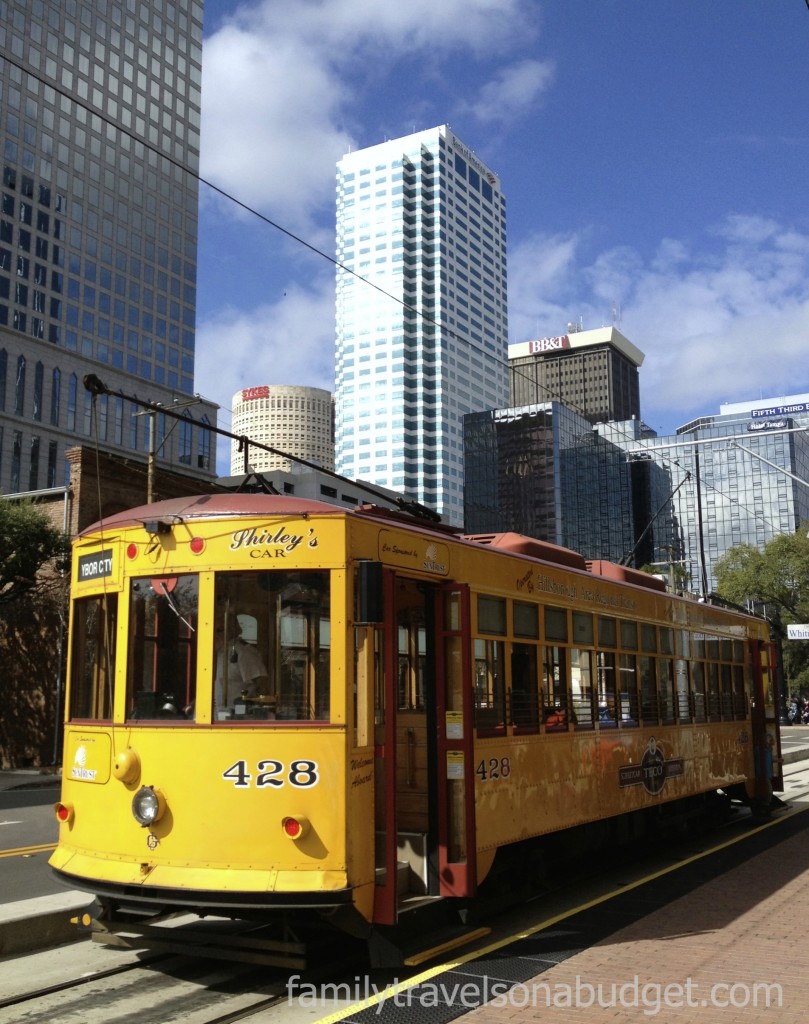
[624,398,809,595]
[463,402,638,563]
[466,391,809,598]
[0,0,217,496]
[334,125,509,525]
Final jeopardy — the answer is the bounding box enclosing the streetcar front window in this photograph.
[212,570,330,723]
[69,594,117,721]
[126,574,199,721]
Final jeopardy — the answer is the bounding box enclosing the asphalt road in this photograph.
[778,723,809,757]
[0,782,66,903]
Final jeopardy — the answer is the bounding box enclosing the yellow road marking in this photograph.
[403,927,491,967]
[0,842,57,859]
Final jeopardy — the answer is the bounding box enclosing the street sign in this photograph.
[787,624,809,640]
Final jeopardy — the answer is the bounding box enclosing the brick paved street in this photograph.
[463,815,807,1023]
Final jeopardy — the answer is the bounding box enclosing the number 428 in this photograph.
[222,759,319,788]
[475,756,511,781]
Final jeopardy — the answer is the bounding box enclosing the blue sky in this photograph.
[192,0,809,472]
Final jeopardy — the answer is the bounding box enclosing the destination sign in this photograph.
[77,549,113,582]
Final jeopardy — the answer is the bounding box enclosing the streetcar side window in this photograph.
[475,595,506,735]
[733,663,747,718]
[570,647,594,728]
[659,658,676,723]
[510,642,539,732]
[543,645,568,730]
[691,660,707,721]
[596,651,618,726]
[69,594,117,721]
[639,655,659,724]
[510,602,541,732]
[126,574,198,721]
[474,637,506,735]
[618,653,639,724]
[597,618,617,724]
[720,663,734,719]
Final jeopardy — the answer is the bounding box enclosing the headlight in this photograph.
[131,785,166,827]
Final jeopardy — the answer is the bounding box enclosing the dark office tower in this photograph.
[0,0,217,496]
[509,326,643,425]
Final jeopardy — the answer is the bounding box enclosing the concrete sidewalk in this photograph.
[0,891,92,957]
[0,768,89,957]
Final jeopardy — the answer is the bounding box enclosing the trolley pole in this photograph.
[147,410,156,504]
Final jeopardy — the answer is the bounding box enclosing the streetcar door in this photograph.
[435,582,477,898]
[752,639,784,796]
[373,572,435,925]
[372,575,476,925]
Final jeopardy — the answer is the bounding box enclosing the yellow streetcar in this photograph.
[50,494,782,963]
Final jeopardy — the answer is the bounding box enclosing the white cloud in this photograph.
[194,278,336,472]
[507,231,584,341]
[465,59,556,124]
[200,0,541,229]
[604,220,809,430]
[507,218,809,434]
[246,0,533,55]
[200,26,352,230]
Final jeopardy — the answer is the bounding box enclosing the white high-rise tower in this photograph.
[334,126,508,525]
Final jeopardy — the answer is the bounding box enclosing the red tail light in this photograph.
[54,802,74,824]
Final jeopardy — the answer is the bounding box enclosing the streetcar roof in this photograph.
[77,493,349,535]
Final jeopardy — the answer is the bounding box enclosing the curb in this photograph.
[0,772,61,793]
[0,892,91,958]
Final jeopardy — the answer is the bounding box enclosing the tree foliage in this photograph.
[0,499,70,604]
[638,562,691,592]
[714,525,809,692]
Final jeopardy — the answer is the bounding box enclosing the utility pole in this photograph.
[136,395,201,504]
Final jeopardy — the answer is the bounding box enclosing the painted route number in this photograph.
[222,759,319,788]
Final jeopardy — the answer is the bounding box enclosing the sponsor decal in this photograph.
[70,744,98,781]
[423,543,447,574]
[379,531,449,576]
[618,737,684,796]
